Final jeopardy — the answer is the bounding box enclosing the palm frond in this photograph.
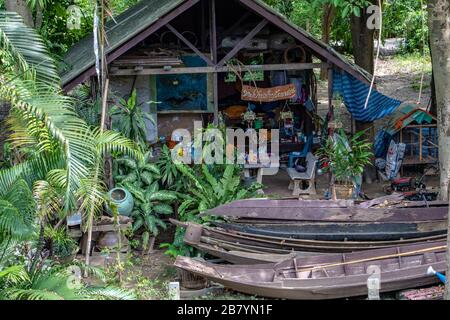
[0,11,60,86]
[82,286,136,300]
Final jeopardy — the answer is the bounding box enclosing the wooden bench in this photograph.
[287,152,317,196]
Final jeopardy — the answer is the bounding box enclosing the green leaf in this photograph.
[140,171,153,186]
[153,203,173,215]
[147,191,178,202]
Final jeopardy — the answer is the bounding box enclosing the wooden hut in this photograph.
[61,0,373,149]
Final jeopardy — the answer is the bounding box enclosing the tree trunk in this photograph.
[428,35,438,115]
[35,2,44,30]
[429,0,450,202]
[350,7,375,74]
[428,0,450,300]
[5,0,34,27]
[350,4,377,182]
[320,4,336,80]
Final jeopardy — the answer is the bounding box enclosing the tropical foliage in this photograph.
[317,128,373,185]
[114,151,177,250]
[264,0,428,53]
[161,163,262,258]
[110,89,155,150]
[0,11,140,299]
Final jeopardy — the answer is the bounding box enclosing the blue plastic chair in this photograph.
[288,134,313,168]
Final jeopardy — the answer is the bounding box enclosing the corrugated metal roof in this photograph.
[60,0,372,88]
[383,103,436,135]
[60,0,185,86]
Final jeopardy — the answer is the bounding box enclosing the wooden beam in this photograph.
[109,63,325,76]
[328,62,334,136]
[166,23,214,66]
[62,0,201,92]
[210,0,217,64]
[210,0,218,125]
[217,19,268,66]
[237,0,371,85]
[218,12,252,47]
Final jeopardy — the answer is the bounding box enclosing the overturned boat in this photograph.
[174,241,447,299]
[173,220,447,255]
[202,199,448,223]
[212,220,447,241]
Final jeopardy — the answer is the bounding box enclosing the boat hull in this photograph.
[214,221,447,241]
[175,241,447,299]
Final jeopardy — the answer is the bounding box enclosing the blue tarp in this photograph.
[333,71,402,122]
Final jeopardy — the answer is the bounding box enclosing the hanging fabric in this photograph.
[333,70,401,122]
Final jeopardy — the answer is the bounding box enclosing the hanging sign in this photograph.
[241,84,296,102]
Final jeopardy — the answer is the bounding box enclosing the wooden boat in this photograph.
[202,199,448,223]
[213,220,448,241]
[174,241,447,299]
[190,238,330,264]
[176,220,447,253]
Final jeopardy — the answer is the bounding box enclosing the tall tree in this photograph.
[427,0,450,299]
[320,3,336,79]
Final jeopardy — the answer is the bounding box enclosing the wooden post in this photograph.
[327,62,334,130]
[327,62,336,200]
[209,0,218,125]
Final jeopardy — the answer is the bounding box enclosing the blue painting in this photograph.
[156,55,207,111]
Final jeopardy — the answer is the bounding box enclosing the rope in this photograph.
[364,0,383,110]
[417,0,427,104]
[295,245,446,274]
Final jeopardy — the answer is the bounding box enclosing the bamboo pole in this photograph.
[84,78,109,273]
[296,245,447,274]
[84,0,108,274]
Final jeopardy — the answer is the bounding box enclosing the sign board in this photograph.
[241,84,297,102]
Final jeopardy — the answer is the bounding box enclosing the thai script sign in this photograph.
[241,84,296,102]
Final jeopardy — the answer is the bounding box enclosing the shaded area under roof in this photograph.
[60,0,372,90]
[60,0,185,86]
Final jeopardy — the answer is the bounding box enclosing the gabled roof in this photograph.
[60,0,372,91]
[60,0,186,87]
[382,104,436,134]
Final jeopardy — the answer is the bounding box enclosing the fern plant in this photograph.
[176,164,261,219]
[161,164,262,258]
[156,144,184,190]
[0,179,35,245]
[114,151,177,251]
[109,89,155,150]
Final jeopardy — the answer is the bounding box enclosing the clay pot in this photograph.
[107,188,134,216]
[96,231,129,251]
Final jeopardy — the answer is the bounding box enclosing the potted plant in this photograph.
[318,129,373,200]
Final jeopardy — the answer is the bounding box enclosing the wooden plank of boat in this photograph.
[202,199,448,222]
[213,220,448,241]
[191,239,330,264]
[174,241,447,299]
[200,223,447,252]
[177,220,447,253]
[195,242,297,264]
